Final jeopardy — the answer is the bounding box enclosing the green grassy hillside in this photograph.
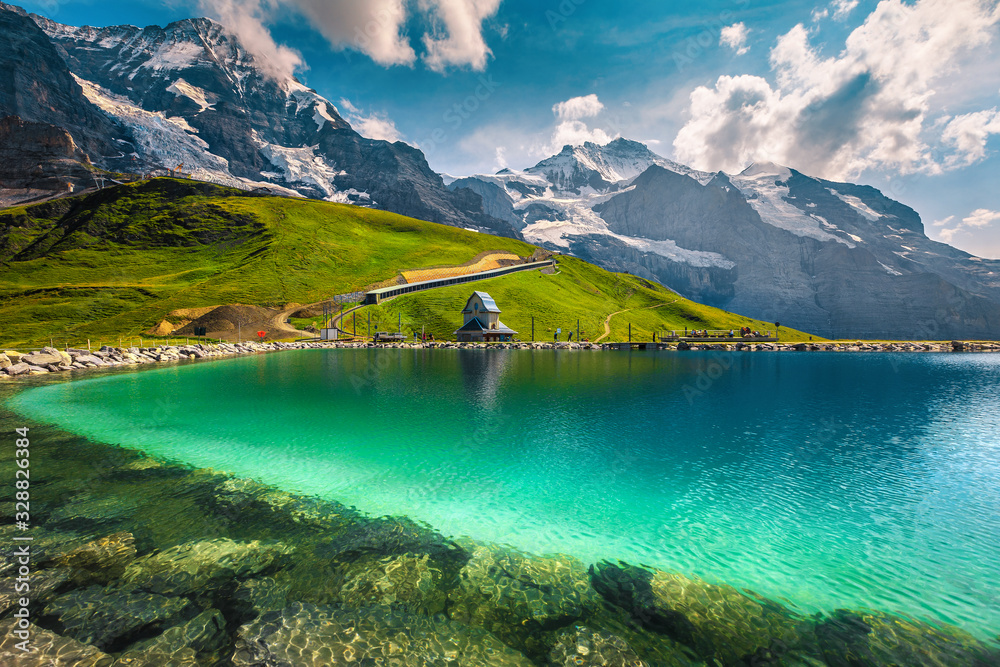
[354,256,813,342]
[0,178,816,347]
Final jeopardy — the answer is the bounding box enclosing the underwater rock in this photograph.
[590,562,809,666]
[324,515,469,572]
[47,492,143,528]
[337,552,446,614]
[230,577,293,620]
[232,602,535,666]
[449,543,600,658]
[648,569,810,666]
[0,525,92,570]
[547,625,648,666]
[815,609,1000,667]
[0,618,113,666]
[41,585,196,650]
[589,562,698,643]
[0,568,69,617]
[116,608,228,666]
[52,531,137,585]
[212,477,353,532]
[120,538,294,597]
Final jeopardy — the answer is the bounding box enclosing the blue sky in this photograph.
[18,0,1000,258]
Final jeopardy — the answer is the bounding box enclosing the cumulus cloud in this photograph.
[199,0,304,81]
[673,0,1000,179]
[553,94,605,121]
[832,0,860,20]
[547,94,615,152]
[338,98,404,143]
[964,208,1000,227]
[941,108,1000,168]
[420,0,502,72]
[201,0,503,74]
[720,22,749,55]
[935,209,999,243]
[290,0,415,67]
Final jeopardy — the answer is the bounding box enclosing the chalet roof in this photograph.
[461,291,501,314]
[455,317,486,332]
[454,317,518,336]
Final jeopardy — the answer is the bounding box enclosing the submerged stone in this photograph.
[230,577,292,620]
[52,531,137,585]
[116,608,228,666]
[548,625,648,666]
[41,585,196,651]
[0,568,69,617]
[815,609,1000,667]
[0,618,113,666]
[232,602,534,666]
[337,552,446,614]
[449,543,600,658]
[591,561,810,666]
[120,537,294,596]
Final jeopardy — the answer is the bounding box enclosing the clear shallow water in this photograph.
[10,349,1000,639]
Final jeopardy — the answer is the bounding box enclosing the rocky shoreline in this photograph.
[2,338,998,380]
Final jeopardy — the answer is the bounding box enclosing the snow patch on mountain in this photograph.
[74,74,230,171]
[732,169,854,246]
[828,189,882,221]
[254,136,339,198]
[527,139,714,189]
[312,102,336,131]
[141,41,203,72]
[166,78,216,113]
[521,199,734,269]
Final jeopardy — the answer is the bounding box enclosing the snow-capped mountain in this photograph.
[453,141,1000,339]
[0,2,518,236]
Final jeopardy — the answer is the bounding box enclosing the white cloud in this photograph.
[550,120,614,149]
[964,208,1000,227]
[673,0,1000,180]
[934,208,999,244]
[553,94,605,121]
[290,0,415,67]
[201,0,503,73]
[832,0,860,20]
[811,8,830,21]
[720,22,749,55]
[199,0,304,81]
[941,108,1000,168]
[548,94,616,153]
[338,98,404,142]
[419,0,502,72]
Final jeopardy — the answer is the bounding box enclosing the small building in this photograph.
[454,291,518,342]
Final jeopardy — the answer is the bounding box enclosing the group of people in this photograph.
[739,326,762,338]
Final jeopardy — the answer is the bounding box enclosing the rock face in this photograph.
[0,2,519,237]
[119,537,294,596]
[42,585,197,650]
[0,5,125,161]
[232,602,535,667]
[0,116,96,203]
[0,619,114,666]
[457,141,1000,339]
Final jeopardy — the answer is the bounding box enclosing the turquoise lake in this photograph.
[9,349,1000,640]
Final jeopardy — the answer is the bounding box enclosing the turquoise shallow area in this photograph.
[10,349,1000,639]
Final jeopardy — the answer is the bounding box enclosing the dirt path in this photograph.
[592,300,680,343]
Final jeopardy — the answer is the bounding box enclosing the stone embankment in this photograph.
[2,339,997,380]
